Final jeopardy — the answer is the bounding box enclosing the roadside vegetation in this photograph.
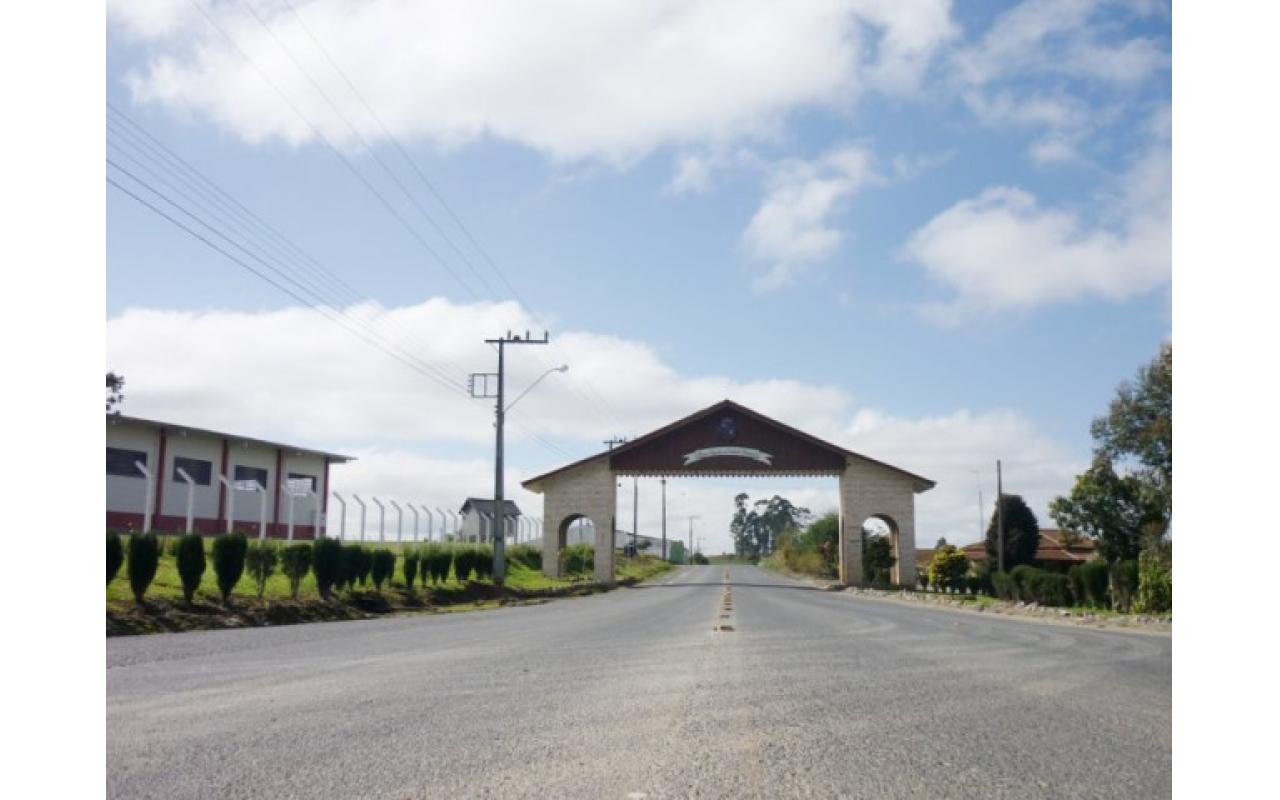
[762,344,1172,619]
[107,535,671,635]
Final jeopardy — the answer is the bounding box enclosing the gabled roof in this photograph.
[459,498,522,517]
[522,399,933,490]
[107,413,355,462]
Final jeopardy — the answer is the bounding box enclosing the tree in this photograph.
[1049,455,1162,564]
[928,545,969,592]
[107,532,124,586]
[106,372,126,414]
[312,538,344,600]
[280,543,313,600]
[985,494,1040,569]
[245,541,278,599]
[212,533,248,603]
[862,534,896,584]
[127,533,160,604]
[1090,342,1171,523]
[175,534,207,605]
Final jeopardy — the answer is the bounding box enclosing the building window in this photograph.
[107,447,147,478]
[233,465,269,490]
[287,472,317,493]
[172,456,213,486]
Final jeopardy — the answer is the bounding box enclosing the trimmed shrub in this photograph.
[454,547,476,582]
[421,544,451,584]
[127,533,160,604]
[371,549,396,592]
[312,538,344,600]
[280,543,313,600]
[175,534,207,605]
[1034,572,1071,607]
[403,551,419,588]
[107,532,124,586]
[1134,542,1172,614]
[991,571,1016,601]
[212,533,248,603]
[245,541,278,599]
[1009,565,1039,603]
[507,544,541,571]
[1068,565,1086,607]
[1111,559,1140,613]
[340,543,362,590]
[928,545,970,592]
[1080,559,1111,608]
[473,545,494,581]
[355,547,373,587]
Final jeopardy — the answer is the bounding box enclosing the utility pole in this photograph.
[660,478,667,561]
[632,476,638,557]
[996,459,1005,574]
[470,330,549,586]
[688,515,700,565]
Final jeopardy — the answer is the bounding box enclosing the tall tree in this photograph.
[1089,342,1171,523]
[753,495,810,556]
[106,371,126,414]
[731,493,752,558]
[985,494,1040,570]
[1049,455,1162,563]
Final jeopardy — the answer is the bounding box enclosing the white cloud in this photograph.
[901,141,1170,321]
[845,408,1083,546]
[953,0,1167,87]
[742,145,877,291]
[107,295,1083,553]
[951,0,1168,163]
[108,0,957,164]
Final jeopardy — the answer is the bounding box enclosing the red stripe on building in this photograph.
[216,438,229,531]
[153,428,168,521]
[272,448,283,538]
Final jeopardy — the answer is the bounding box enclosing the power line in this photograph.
[259,0,628,435]
[106,105,475,382]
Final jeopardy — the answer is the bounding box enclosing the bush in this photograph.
[1068,565,1086,607]
[212,533,248,603]
[403,551,419,588]
[280,543,313,600]
[1111,559,1140,613]
[563,544,594,575]
[340,543,362,590]
[917,571,929,591]
[991,571,1016,601]
[928,545,969,592]
[1009,565,1039,603]
[1080,559,1111,608]
[1134,541,1172,614]
[420,544,453,584]
[371,549,396,592]
[107,532,124,586]
[312,538,344,600]
[507,544,541,571]
[245,541,278,599]
[164,536,182,558]
[473,545,494,581]
[454,547,476,582]
[692,552,710,565]
[1033,572,1071,607]
[175,534,207,605]
[355,547,373,587]
[127,533,160,604]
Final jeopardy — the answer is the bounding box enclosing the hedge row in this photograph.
[112,533,531,604]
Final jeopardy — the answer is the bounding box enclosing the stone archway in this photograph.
[523,399,934,587]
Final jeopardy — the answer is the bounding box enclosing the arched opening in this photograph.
[556,514,596,578]
[860,514,902,587]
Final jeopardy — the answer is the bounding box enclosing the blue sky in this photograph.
[105,1,1171,550]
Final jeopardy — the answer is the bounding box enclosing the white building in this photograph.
[106,414,353,538]
[458,498,521,543]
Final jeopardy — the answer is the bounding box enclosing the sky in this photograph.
[104,0,1172,553]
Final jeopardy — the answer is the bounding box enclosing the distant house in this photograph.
[961,529,1096,572]
[459,498,521,543]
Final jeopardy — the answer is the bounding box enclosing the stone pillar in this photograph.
[838,467,864,586]
[536,458,617,586]
[839,456,920,588]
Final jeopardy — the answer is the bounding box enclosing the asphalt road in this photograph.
[106,565,1171,799]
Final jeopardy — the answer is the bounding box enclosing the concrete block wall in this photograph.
[536,458,617,585]
[839,455,918,587]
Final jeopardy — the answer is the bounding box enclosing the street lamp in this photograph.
[505,364,569,414]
